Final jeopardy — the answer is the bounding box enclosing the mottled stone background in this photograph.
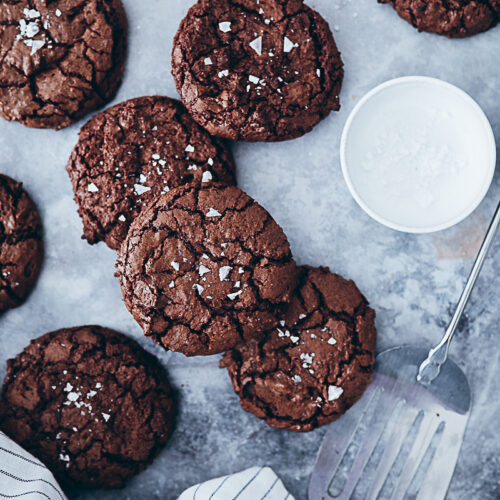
[0,0,498,498]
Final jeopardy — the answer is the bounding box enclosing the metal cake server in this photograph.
[309,200,500,500]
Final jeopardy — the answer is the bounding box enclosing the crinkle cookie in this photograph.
[172,0,343,141]
[116,183,298,356]
[379,0,500,38]
[0,174,43,312]
[222,266,377,432]
[0,325,176,489]
[0,0,127,129]
[67,96,235,250]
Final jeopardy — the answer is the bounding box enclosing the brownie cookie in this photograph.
[172,0,343,142]
[116,183,298,357]
[221,266,377,432]
[67,96,236,251]
[0,326,176,489]
[0,174,43,312]
[379,0,500,38]
[0,0,127,129]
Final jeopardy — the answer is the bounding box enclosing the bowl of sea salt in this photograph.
[341,76,496,233]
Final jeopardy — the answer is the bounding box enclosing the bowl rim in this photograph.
[340,76,497,234]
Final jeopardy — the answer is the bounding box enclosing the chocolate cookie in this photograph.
[0,0,127,129]
[116,183,298,357]
[379,0,500,38]
[0,174,43,312]
[221,266,377,432]
[172,0,343,142]
[67,96,236,251]
[0,326,175,489]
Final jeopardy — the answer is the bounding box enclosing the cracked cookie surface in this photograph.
[0,174,43,312]
[0,325,176,489]
[116,183,298,357]
[379,0,500,37]
[221,266,377,432]
[67,96,236,251]
[172,0,343,142]
[0,0,127,129]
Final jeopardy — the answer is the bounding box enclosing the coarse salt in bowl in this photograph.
[341,77,496,233]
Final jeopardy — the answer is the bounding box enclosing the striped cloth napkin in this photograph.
[0,431,67,500]
[178,466,295,500]
[0,433,292,500]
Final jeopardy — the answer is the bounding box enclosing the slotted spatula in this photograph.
[309,200,500,500]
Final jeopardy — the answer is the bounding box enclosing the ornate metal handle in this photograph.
[417,200,500,385]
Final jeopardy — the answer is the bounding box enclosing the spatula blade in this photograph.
[309,346,471,500]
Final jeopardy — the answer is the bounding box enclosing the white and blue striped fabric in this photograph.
[0,433,292,500]
[178,466,295,500]
[0,432,67,500]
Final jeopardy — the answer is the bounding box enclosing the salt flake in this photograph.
[283,36,297,53]
[202,171,213,183]
[249,36,262,56]
[206,208,221,217]
[27,39,45,55]
[328,385,343,401]
[199,264,210,276]
[227,290,243,300]
[134,184,151,195]
[67,392,80,402]
[219,266,232,281]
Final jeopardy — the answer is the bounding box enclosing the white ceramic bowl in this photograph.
[340,76,496,233]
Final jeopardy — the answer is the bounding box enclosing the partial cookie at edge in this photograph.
[379,0,500,38]
[0,0,127,129]
[0,174,43,312]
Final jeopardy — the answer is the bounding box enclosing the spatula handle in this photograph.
[417,199,500,385]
